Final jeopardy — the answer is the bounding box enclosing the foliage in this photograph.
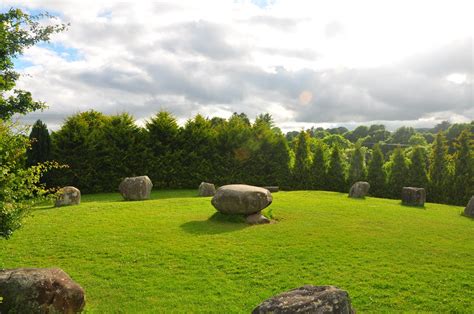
[429,133,450,203]
[367,144,386,197]
[292,130,311,189]
[451,130,473,205]
[327,145,347,192]
[348,144,367,185]
[26,119,51,166]
[387,147,408,198]
[407,146,429,189]
[309,141,327,190]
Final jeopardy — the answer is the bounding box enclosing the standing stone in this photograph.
[119,176,153,201]
[246,211,270,225]
[252,285,355,314]
[349,181,370,198]
[55,186,81,207]
[401,187,426,206]
[0,268,85,313]
[262,186,279,193]
[464,196,474,218]
[211,184,272,215]
[198,182,216,196]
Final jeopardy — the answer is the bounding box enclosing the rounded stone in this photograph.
[119,176,153,201]
[349,181,370,198]
[198,182,216,196]
[464,196,474,218]
[55,186,81,207]
[211,184,272,215]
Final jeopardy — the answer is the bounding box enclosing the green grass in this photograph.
[1,190,473,313]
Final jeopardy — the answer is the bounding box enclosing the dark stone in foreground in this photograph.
[252,285,355,314]
[262,186,279,193]
[119,175,153,201]
[401,187,426,206]
[464,196,474,218]
[246,212,270,225]
[198,182,216,196]
[211,184,272,215]
[55,186,81,207]
[348,181,370,199]
[0,268,85,313]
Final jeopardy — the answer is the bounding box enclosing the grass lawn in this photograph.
[1,190,473,313]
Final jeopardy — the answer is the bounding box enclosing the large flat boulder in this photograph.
[401,187,426,206]
[464,196,474,218]
[55,186,81,207]
[211,184,272,215]
[0,268,85,313]
[198,182,216,196]
[252,285,355,314]
[119,176,153,201]
[349,181,370,198]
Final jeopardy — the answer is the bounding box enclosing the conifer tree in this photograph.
[348,144,366,185]
[407,146,429,189]
[429,132,449,203]
[387,146,408,199]
[452,130,473,205]
[292,130,311,189]
[327,145,346,192]
[367,144,386,197]
[309,142,327,190]
[27,120,51,166]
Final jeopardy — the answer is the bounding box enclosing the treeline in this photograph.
[27,111,473,206]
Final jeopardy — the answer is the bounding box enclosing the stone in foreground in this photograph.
[349,181,370,198]
[246,212,270,225]
[464,196,474,218]
[401,187,426,206]
[55,186,81,207]
[0,268,85,313]
[252,285,355,314]
[262,186,279,193]
[119,175,153,201]
[198,182,216,196]
[211,184,272,215]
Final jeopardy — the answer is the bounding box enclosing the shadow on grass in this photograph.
[180,212,248,235]
[400,202,426,210]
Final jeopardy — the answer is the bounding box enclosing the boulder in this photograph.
[211,184,272,215]
[262,186,279,193]
[246,212,270,225]
[464,196,474,218]
[198,182,216,196]
[0,268,85,313]
[401,187,426,206]
[252,285,355,314]
[119,176,153,201]
[349,181,370,198]
[55,186,81,207]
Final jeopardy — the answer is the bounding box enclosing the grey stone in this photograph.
[55,186,81,207]
[211,184,272,215]
[349,181,370,198]
[119,176,153,201]
[252,285,355,314]
[0,268,85,313]
[464,196,474,218]
[401,187,426,206]
[246,212,270,225]
[198,182,216,196]
[262,186,279,193]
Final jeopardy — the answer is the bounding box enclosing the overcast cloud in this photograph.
[2,0,473,131]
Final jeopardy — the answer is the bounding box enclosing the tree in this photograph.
[1,8,65,238]
[429,133,449,203]
[146,111,181,188]
[348,144,367,185]
[27,120,51,166]
[407,146,429,189]
[451,130,473,205]
[389,126,416,144]
[327,145,346,192]
[367,144,386,197]
[292,131,311,189]
[309,141,327,190]
[387,147,408,199]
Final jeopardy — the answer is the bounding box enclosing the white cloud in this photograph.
[4,0,473,130]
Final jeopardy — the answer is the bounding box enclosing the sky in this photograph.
[3,0,473,131]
